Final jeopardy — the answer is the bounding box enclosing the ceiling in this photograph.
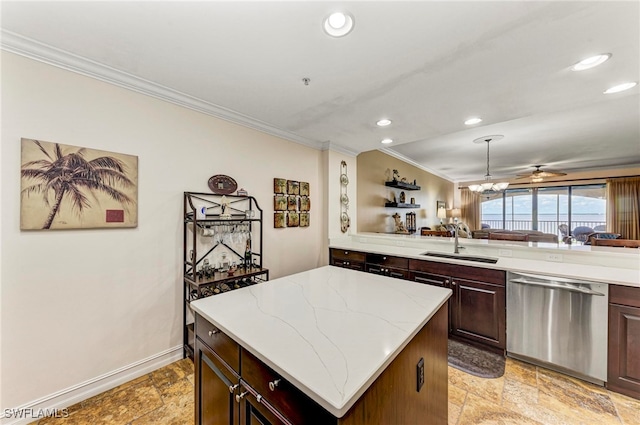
[2,1,639,183]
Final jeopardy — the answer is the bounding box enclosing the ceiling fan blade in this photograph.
[536,171,567,177]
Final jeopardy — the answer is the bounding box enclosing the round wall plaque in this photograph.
[208,175,238,195]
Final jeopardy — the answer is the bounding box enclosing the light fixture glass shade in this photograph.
[468,181,509,193]
[437,207,447,219]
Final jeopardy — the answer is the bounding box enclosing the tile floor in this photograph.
[30,357,639,425]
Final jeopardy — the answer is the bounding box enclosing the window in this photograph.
[480,184,606,241]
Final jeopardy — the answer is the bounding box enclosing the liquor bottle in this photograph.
[244,239,252,270]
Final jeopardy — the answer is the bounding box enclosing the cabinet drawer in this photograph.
[365,264,409,280]
[365,253,408,269]
[330,248,366,263]
[610,285,640,308]
[196,314,240,372]
[410,271,450,287]
[331,258,364,271]
[241,349,334,424]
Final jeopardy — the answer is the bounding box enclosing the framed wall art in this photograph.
[300,196,310,212]
[287,196,298,211]
[287,180,299,195]
[273,177,310,229]
[274,178,287,194]
[287,211,299,227]
[274,195,287,211]
[274,212,286,228]
[20,138,138,230]
[300,182,310,196]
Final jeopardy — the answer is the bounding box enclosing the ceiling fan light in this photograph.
[531,176,544,183]
[481,182,494,191]
[468,184,482,192]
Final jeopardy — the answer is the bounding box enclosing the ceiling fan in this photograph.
[516,165,567,182]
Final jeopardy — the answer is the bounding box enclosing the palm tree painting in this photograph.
[20,138,138,230]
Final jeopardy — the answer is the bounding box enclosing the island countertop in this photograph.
[190,265,452,418]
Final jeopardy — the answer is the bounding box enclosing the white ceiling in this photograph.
[2,1,639,183]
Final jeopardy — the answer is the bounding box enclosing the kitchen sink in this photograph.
[421,251,499,264]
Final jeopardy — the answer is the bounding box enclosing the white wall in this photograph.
[0,52,329,411]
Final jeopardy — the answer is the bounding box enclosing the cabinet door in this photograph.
[450,278,505,349]
[608,303,640,399]
[237,384,290,425]
[195,338,239,425]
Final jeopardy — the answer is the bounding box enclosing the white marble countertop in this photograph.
[331,233,640,287]
[190,265,451,417]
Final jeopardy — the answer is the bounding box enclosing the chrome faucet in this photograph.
[453,220,465,254]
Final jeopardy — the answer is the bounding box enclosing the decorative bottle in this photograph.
[244,239,252,270]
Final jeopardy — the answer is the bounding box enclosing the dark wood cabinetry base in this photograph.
[608,285,640,400]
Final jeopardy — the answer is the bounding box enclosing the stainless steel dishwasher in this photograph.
[507,271,608,384]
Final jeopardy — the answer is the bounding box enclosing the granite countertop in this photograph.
[190,265,451,417]
[330,233,640,288]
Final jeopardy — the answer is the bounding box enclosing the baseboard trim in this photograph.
[1,346,183,425]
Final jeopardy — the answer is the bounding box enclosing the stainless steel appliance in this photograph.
[507,271,608,384]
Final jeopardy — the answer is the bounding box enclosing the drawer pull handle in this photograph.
[256,394,263,403]
[268,379,281,391]
[229,384,239,393]
[208,329,220,337]
[235,391,248,403]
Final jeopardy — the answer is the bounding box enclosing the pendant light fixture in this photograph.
[468,135,509,193]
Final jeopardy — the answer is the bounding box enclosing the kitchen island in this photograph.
[190,265,452,424]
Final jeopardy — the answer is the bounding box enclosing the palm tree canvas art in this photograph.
[20,138,138,230]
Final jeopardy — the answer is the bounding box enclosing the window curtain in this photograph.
[461,188,481,230]
[606,177,640,240]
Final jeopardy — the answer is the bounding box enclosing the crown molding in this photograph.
[379,147,454,182]
[321,141,359,157]
[0,30,323,151]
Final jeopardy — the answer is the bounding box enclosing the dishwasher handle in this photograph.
[509,278,605,296]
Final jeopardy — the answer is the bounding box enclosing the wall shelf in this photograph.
[385,202,421,208]
[385,180,421,190]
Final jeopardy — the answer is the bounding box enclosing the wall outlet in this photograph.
[416,358,424,392]
[546,253,563,262]
[498,249,512,257]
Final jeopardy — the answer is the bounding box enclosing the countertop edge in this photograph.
[329,238,640,288]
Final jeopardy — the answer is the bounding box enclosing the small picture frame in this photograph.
[287,211,299,227]
[274,195,287,211]
[274,178,287,194]
[300,213,310,227]
[300,182,310,197]
[287,180,299,195]
[300,196,310,211]
[274,212,286,228]
[287,196,298,211]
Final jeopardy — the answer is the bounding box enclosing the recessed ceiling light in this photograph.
[464,117,482,125]
[381,138,393,144]
[323,12,355,37]
[571,53,612,71]
[604,82,637,94]
[376,119,392,127]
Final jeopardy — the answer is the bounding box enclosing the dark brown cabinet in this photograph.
[195,307,449,425]
[409,259,506,350]
[330,249,365,271]
[365,253,409,279]
[195,313,333,425]
[608,285,640,400]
